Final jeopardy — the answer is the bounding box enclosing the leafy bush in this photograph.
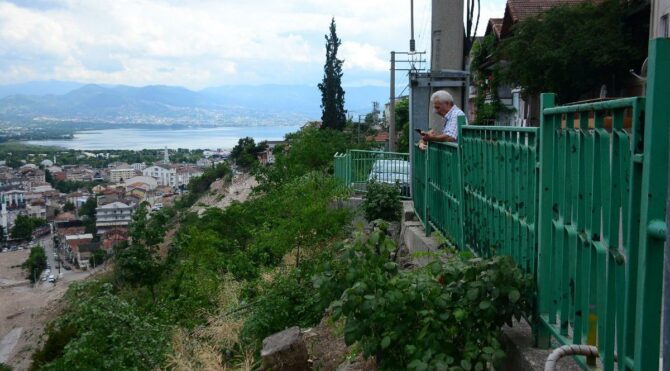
[317,227,533,370]
[22,245,47,283]
[38,282,170,370]
[362,180,402,222]
[501,0,645,103]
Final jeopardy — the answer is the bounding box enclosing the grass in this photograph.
[0,141,64,153]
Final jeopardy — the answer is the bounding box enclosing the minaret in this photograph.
[163,147,170,164]
[1,202,7,237]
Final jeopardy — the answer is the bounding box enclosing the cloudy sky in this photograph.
[0,0,506,89]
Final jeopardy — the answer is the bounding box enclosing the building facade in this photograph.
[110,168,137,183]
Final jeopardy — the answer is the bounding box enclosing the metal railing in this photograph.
[461,126,539,275]
[409,38,669,371]
[333,149,410,198]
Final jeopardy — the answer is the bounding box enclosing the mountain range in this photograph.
[0,81,388,126]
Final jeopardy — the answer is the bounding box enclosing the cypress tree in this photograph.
[318,18,346,130]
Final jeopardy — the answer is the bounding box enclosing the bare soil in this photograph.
[0,250,91,370]
[304,316,376,371]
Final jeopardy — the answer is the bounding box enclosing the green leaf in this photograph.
[380,336,391,349]
[479,301,491,310]
[461,359,472,370]
[466,288,479,301]
[509,289,521,303]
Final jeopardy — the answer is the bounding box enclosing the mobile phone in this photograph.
[414,128,423,134]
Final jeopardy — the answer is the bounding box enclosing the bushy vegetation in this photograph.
[230,137,268,170]
[32,124,531,370]
[317,226,533,370]
[32,127,354,369]
[362,180,403,222]
[11,215,46,240]
[22,245,47,283]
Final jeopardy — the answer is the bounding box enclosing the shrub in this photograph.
[317,227,533,370]
[362,180,402,222]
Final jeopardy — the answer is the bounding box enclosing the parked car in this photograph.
[63,265,72,271]
[368,159,411,197]
[48,275,55,283]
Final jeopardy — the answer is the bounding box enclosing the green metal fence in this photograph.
[425,141,464,248]
[461,126,539,275]
[412,144,427,225]
[333,149,410,198]
[537,95,644,370]
[408,38,669,371]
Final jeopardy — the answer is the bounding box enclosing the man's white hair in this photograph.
[430,90,454,104]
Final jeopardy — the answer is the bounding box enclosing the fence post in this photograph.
[535,92,556,348]
[457,115,466,250]
[633,37,670,371]
[424,143,432,236]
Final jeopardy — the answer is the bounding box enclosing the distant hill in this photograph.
[0,82,388,126]
[0,81,85,98]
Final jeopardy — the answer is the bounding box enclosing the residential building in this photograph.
[131,162,147,171]
[143,165,174,187]
[64,233,94,263]
[143,165,202,188]
[95,201,135,234]
[101,227,129,251]
[66,167,94,182]
[77,242,103,269]
[110,168,137,183]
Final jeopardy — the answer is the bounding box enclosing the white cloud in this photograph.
[0,0,505,88]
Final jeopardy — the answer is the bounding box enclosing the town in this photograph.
[0,146,238,272]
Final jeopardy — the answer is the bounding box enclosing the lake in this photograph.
[27,125,303,150]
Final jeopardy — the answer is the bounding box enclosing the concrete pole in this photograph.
[389,51,397,152]
[429,0,466,132]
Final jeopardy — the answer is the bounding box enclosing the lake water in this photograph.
[27,125,302,150]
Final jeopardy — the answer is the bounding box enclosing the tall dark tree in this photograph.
[318,18,346,130]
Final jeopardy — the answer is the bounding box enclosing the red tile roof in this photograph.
[501,0,591,36]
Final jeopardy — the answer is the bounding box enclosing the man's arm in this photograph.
[421,131,457,143]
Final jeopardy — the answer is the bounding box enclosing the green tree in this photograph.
[22,245,47,283]
[501,0,645,103]
[11,215,46,240]
[62,201,75,212]
[39,282,169,370]
[230,137,267,170]
[395,97,410,153]
[114,203,164,300]
[318,18,346,130]
[79,197,97,235]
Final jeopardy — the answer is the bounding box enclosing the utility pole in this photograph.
[389,51,396,152]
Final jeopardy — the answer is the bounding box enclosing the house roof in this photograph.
[78,242,101,253]
[98,201,131,209]
[500,0,589,36]
[55,211,77,222]
[485,18,503,39]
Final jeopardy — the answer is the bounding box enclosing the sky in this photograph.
[0,0,506,90]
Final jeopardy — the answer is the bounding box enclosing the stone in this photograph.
[261,326,309,371]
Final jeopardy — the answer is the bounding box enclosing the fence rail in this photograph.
[333,149,410,198]
[408,38,669,371]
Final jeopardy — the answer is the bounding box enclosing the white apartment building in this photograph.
[110,168,137,183]
[143,165,203,188]
[131,163,147,171]
[143,165,175,187]
[95,201,135,233]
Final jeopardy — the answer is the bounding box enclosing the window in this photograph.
[661,14,669,38]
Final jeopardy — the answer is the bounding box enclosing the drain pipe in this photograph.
[544,345,599,371]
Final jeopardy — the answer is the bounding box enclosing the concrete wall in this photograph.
[651,0,670,38]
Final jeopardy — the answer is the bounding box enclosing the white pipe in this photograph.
[544,345,599,371]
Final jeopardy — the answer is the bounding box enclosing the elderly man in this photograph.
[419,90,467,149]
